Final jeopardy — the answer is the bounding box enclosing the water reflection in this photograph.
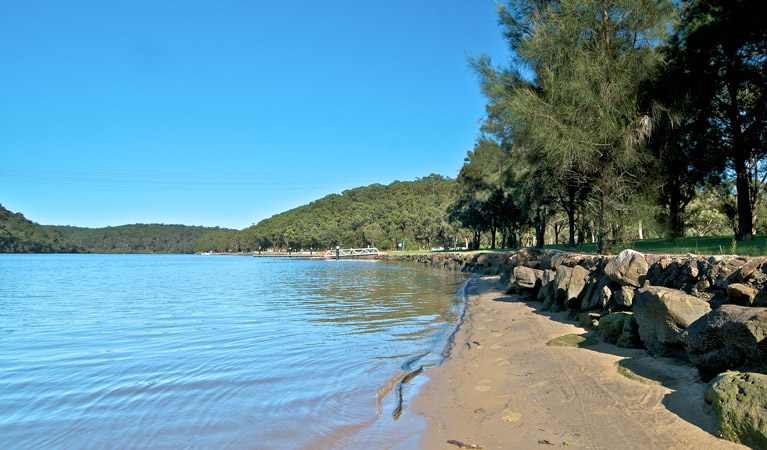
[0,255,467,449]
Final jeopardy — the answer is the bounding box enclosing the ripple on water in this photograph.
[0,254,467,449]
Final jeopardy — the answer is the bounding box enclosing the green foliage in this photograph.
[684,186,737,237]
[664,0,767,241]
[238,175,464,253]
[51,224,227,254]
[0,204,77,253]
[473,0,673,254]
[0,203,228,254]
[450,134,524,250]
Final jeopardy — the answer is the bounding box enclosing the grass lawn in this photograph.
[385,234,767,257]
[548,234,767,257]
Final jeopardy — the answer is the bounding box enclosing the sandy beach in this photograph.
[413,275,747,450]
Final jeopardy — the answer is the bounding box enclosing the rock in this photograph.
[727,283,757,305]
[553,266,573,305]
[580,274,612,310]
[614,286,635,308]
[646,256,672,286]
[705,371,767,448]
[600,285,613,309]
[475,253,495,267]
[499,267,512,286]
[633,286,711,358]
[617,314,643,348]
[566,265,590,308]
[508,248,540,270]
[598,312,633,343]
[537,269,557,301]
[678,305,767,380]
[541,295,559,312]
[514,266,543,290]
[578,312,601,330]
[604,249,648,287]
[738,257,767,281]
[538,250,560,271]
[682,258,699,278]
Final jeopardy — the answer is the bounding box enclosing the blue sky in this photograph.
[1,1,508,229]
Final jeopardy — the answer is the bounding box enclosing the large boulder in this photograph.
[578,312,602,330]
[727,283,758,306]
[678,305,767,380]
[617,314,643,348]
[509,248,540,269]
[566,265,590,309]
[614,285,635,309]
[553,265,573,305]
[537,269,557,302]
[633,286,711,358]
[737,257,767,282]
[598,312,633,343]
[539,250,566,271]
[604,249,648,287]
[705,371,767,448]
[513,266,543,291]
[580,274,612,310]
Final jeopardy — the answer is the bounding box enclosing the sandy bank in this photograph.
[413,276,747,449]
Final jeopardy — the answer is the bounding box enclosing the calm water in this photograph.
[0,254,468,449]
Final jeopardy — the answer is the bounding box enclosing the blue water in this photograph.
[0,254,467,449]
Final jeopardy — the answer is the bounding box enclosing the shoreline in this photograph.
[412,276,746,449]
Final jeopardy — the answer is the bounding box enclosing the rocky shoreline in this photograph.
[382,250,767,448]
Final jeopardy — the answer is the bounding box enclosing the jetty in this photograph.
[249,248,379,259]
[320,247,379,259]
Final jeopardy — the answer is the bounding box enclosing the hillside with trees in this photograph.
[0,204,229,254]
[197,175,465,253]
[1,175,465,253]
[49,224,229,254]
[0,204,77,253]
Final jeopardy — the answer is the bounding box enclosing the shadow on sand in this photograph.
[491,294,726,441]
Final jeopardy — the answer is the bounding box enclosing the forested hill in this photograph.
[0,204,229,254]
[198,174,462,253]
[0,204,78,253]
[1,175,462,253]
[49,224,230,254]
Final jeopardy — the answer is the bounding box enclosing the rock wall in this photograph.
[382,249,767,380]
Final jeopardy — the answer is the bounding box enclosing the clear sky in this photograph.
[1,1,509,230]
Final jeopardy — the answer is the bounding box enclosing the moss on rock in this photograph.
[704,371,767,448]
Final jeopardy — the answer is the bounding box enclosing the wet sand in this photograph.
[413,276,746,450]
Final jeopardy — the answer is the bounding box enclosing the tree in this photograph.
[475,0,673,254]
[669,0,767,241]
[452,134,524,249]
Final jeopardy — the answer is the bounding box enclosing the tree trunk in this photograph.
[750,167,767,234]
[725,64,753,241]
[597,188,614,255]
[567,185,576,247]
[473,230,481,250]
[509,229,517,249]
[501,224,507,250]
[668,185,685,241]
[577,211,586,245]
[535,205,546,248]
[735,155,753,241]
